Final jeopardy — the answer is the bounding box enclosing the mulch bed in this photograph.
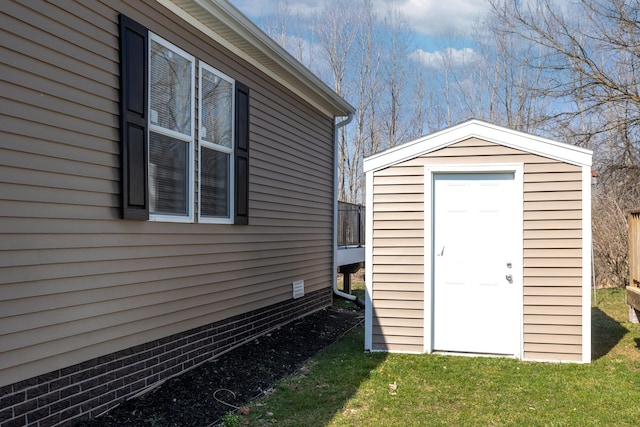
[77,305,363,427]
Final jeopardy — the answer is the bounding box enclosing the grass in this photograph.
[240,287,640,426]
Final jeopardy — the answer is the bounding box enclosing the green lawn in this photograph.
[239,288,640,426]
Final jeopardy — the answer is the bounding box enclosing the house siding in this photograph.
[370,138,583,360]
[0,289,331,426]
[1,0,339,423]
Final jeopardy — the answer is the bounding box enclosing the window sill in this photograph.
[149,214,195,223]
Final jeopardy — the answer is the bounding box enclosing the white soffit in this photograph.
[363,119,593,173]
[157,0,355,118]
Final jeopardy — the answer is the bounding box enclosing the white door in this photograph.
[432,173,518,355]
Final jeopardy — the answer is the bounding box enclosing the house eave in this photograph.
[363,119,593,173]
[156,0,355,118]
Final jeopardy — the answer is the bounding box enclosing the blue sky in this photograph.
[227,0,492,67]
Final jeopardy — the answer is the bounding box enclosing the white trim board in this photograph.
[581,165,592,363]
[364,170,374,351]
[422,163,524,358]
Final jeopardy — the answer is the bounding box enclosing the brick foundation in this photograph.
[0,288,332,427]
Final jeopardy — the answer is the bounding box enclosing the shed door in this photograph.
[432,173,518,355]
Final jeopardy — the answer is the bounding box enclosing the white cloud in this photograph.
[410,47,481,68]
[229,0,323,20]
[374,0,490,35]
[229,0,491,36]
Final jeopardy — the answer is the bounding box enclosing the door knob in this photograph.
[506,274,513,283]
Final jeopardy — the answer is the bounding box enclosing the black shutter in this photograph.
[119,15,149,220]
[234,82,250,225]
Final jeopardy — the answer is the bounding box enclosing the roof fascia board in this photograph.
[156,0,355,117]
[364,119,593,173]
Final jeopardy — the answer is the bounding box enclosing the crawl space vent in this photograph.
[292,280,304,299]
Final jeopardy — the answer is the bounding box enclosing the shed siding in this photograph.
[371,138,583,360]
[1,0,335,388]
[371,165,424,352]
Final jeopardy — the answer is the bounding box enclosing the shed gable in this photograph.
[363,120,592,174]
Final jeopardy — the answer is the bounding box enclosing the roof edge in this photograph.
[364,119,593,172]
[158,0,355,117]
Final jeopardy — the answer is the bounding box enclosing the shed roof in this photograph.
[157,0,355,118]
[364,119,593,172]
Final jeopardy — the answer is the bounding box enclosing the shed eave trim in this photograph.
[156,0,355,117]
[363,119,593,173]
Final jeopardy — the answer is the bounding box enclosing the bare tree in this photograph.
[315,0,359,202]
[260,1,290,47]
[443,10,556,134]
[254,1,427,203]
[380,9,412,147]
[490,0,640,287]
[349,0,382,203]
[407,59,427,139]
[260,1,319,72]
[490,0,640,148]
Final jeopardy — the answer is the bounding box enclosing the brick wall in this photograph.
[0,288,332,427]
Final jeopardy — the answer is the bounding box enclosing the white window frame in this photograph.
[198,62,235,224]
[148,33,195,223]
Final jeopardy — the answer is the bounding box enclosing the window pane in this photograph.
[201,146,229,218]
[149,132,189,215]
[200,68,233,148]
[150,40,192,135]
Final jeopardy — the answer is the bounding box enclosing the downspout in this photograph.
[332,113,365,308]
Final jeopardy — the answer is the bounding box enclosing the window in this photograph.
[119,14,250,224]
[199,63,234,223]
[149,35,195,221]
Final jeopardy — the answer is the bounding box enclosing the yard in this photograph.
[238,287,640,426]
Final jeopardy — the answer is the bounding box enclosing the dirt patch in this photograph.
[77,305,363,427]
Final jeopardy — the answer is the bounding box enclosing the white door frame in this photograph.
[423,163,524,358]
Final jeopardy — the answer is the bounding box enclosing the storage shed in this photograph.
[363,119,593,363]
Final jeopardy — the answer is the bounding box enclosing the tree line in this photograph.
[257,0,640,287]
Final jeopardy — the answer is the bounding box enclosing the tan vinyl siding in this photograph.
[423,138,583,361]
[371,164,424,352]
[522,160,583,361]
[1,1,337,386]
[371,137,583,360]
[525,352,583,362]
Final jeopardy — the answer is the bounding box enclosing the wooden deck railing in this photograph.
[626,210,640,320]
[630,210,640,287]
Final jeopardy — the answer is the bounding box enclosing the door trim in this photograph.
[423,164,524,357]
